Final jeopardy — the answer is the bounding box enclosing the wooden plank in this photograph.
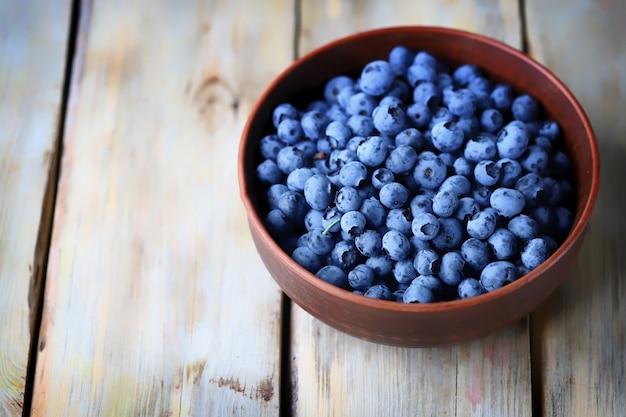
[525,1,626,416]
[0,1,71,415]
[30,0,294,415]
[291,1,531,416]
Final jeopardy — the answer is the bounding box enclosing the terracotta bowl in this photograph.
[238,27,600,347]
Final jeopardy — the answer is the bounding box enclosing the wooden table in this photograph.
[1,0,624,415]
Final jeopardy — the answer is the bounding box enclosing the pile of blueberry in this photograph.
[255,45,575,303]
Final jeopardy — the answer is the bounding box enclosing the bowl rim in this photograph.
[238,25,601,314]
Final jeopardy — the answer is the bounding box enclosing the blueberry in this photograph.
[395,128,424,150]
[431,121,465,153]
[386,78,411,101]
[257,159,283,184]
[480,261,518,291]
[439,174,472,197]
[357,135,388,167]
[277,118,304,145]
[454,197,480,222]
[365,254,394,276]
[301,110,329,139]
[414,248,440,275]
[364,284,393,300]
[472,185,493,208]
[453,63,481,86]
[453,157,475,177]
[304,174,333,211]
[538,120,561,141]
[325,120,352,146]
[292,246,322,273]
[542,177,562,206]
[489,187,525,218]
[402,280,435,303]
[520,237,552,270]
[272,103,299,128]
[386,208,413,235]
[359,60,394,96]
[340,210,367,237]
[552,152,572,180]
[316,265,348,288]
[468,76,493,95]
[457,278,486,299]
[466,209,497,240]
[512,94,540,122]
[438,251,465,286]
[260,134,284,161]
[328,148,357,171]
[464,133,497,162]
[555,206,574,238]
[520,146,549,175]
[380,95,405,109]
[508,214,539,241]
[346,92,378,117]
[496,158,523,187]
[321,206,342,234]
[347,114,375,136]
[486,228,518,260]
[515,173,545,208]
[431,218,464,251]
[339,161,368,187]
[354,229,382,257]
[385,145,418,174]
[382,230,412,261]
[461,238,490,271]
[474,160,501,187]
[276,145,306,174]
[407,62,438,86]
[413,152,447,189]
[432,190,459,218]
[393,259,418,285]
[372,167,395,189]
[497,122,529,159]
[330,240,361,270]
[411,212,440,241]
[267,183,289,209]
[360,197,387,228]
[389,45,416,72]
[412,81,440,107]
[287,167,314,192]
[304,209,324,231]
[277,190,308,224]
[373,103,406,135]
[324,75,354,104]
[410,194,433,216]
[447,88,478,117]
[490,83,514,111]
[530,206,556,234]
[335,186,363,213]
[348,264,375,291]
[379,182,409,209]
[406,103,432,128]
[266,208,291,236]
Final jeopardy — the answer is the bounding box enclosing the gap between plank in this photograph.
[21,0,83,415]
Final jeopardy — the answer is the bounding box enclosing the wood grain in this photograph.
[525,1,626,415]
[30,0,294,415]
[290,1,531,416]
[0,1,71,415]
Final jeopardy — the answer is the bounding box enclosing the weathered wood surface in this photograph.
[290,1,532,416]
[30,0,292,415]
[0,1,71,415]
[526,1,626,416]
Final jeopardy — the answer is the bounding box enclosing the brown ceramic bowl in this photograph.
[238,26,600,347]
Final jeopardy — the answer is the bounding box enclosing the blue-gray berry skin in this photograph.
[432,190,459,218]
[277,118,304,144]
[410,194,434,216]
[453,63,481,85]
[340,210,367,237]
[439,175,472,197]
[508,214,539,241]
[347,114,375,136]
[395,128,424,150]
[413,152,448,189]
[267,183,289,210]
[293,139,317,160]
[355,229,382,257]
[334,186,362,213]
[487,228,518,261]
[447,88,478,117]
[431,218,464,251]
[464,133,497,162]
[497,158,523,187]
[439,251,465,286]
[292,246,322,273]
[373,103,407,136]
[379,182,409,209]
[385,145,418,174]
[389,45,415,72]
[431,121,465,152]
[490,187,526,218]
[287,167,314,192]
[372,167,395,190]
[521,237,552,270]
[304,209,324,231]
[360,60,394,96]
[260,134,284,161]
[304,174,333,211]
[512,94,540,122]
[325,120,352,146]
[461,238,490,271]
[497,122,529,159]
[480,108,504,133]
[324,75,354,104]
[346,92,377,117]
[386,208,413,236]
[414,249,440,276]
[339,161,368,188]
[411,212,440,241]
[360,197,387,228]
[365,255,394,276]
[272,103,299,128]
[412,81,440,107]
[382,230,412,261]
[277,190,308,224]
[407,62,438,86]
[316,265,348,288]
[300,110,329,140]
[393,259,419,285]
[257,159,283,185]
[453,157,475,177]
[348,264,375,291]
[455,197,480,222]
[357,135,388,167]
[364,284,394,300]
[403,280,435,303]
[330,240,361,270]
[276,145,305,174]
[406,102,432,128]
[467,209,497,240]
[480,261,519,291]
[555,206,574,238]
[515,173,546,208]
[490,83,514,111]
[458,278,486,299]
[520,146,549,176]
[321,207,342,234]
[266,208,291,236]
